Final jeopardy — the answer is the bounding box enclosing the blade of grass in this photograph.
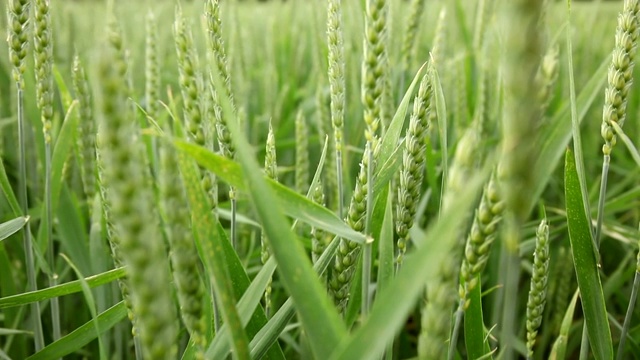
[374,185,394,359]
[329,163,490,360]
[0,216,29,242]
[567,8,593,231]
[375,62,427,181]
[25,301,126,360]
[0,158,21,216]
[565,149,612,359]
[465,276,492,359]
[550,290,580,360]
[59,254,106,360]
[247,236,341,360]
[177,151,250,360]
[0,267,126,309]
[206,257,277,359]
[432,64,448,214]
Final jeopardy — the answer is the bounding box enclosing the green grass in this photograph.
[1,0,640,359]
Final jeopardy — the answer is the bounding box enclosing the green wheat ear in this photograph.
[327,0,345,216]
[98,15,178,359]
[458,173,504,310]
[145,11,160,123]
[262,121,278,317]
[526,218,550,359]
[73,56,96,202]
[34,0,53,146]
[601,0,640,156]
[159,140,206,355]
[395,71,433,267]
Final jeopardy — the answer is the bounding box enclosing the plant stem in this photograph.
[230,187,238,249]
[362,143,373,318]
[17,87,45,351]
[336,150,344,219]
[45,143,61,342]
[449,306,463,360]
[617,271,640,359]
[595,155,610,247]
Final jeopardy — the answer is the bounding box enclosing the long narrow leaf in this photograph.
[564,149,612,359]
[26,302,127,360]
[0,216,29,242]
[0,158,21,216]
[550,290,580,360]
[247,236,341,360]
[0,268,126,309]
[465,276,492,359]
[177,152,250,359]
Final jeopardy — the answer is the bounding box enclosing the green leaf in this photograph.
[59,254,106,360]
[0,157,21,216]
[375,63,427,179]
[330,164,490,360]
[432,65,448,212]
[177,152,250,360]
[567,8,592,231]
[0,216,29,242]
[26,302,127,360]
[175,140,367,244]
[0,328,32,336]
[374,186,394,360]
[550,290,579,360]
[247,236,341,360]
[465,276,492,359]
[56,187,92,275]
[564,149,612,359]
[50,100,79,213]
[206,257,277,359]
[0,268,126,309]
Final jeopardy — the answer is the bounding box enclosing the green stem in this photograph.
[230,187,238,249]
[449,305,463,360]
[336,149,344,219]
[362,143,373,317]
[595,155,610,247]
[45,142,61,343]
[617,271,640,360]
[17,87,45,351]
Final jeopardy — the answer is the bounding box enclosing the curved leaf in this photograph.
[564,149,612,360]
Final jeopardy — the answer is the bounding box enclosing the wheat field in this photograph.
[1,0,640,359]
